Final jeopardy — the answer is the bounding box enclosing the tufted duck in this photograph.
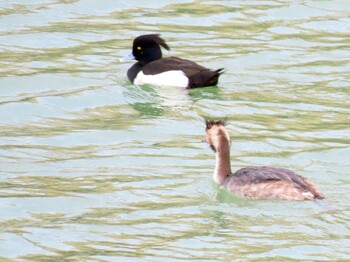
[120,34,224,88]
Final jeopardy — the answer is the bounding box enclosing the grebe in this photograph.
[203,119,324,200]
[120,34,223,88]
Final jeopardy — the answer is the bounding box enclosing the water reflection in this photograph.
[1,0,349,260]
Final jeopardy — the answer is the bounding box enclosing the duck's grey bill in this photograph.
[119,53,135,62]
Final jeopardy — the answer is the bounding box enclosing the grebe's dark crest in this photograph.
[205,118,228,129]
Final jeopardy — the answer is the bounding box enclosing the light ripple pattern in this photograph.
[0,0,349,261]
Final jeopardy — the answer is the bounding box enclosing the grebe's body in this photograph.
[204,119,324,200]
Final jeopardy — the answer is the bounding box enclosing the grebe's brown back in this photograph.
[203,119,324,200]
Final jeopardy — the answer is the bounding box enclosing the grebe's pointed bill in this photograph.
[119,52,135,62]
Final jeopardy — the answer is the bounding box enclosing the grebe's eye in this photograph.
[137,46,142,50]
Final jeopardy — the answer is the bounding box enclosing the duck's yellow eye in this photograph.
[137,46,141,50]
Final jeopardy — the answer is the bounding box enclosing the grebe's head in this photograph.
[204,118,231,153]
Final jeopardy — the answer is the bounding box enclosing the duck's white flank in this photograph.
[134,70,189,87]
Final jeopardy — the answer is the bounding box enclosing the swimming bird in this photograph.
[203,119,324,200]
[120,34,223,88]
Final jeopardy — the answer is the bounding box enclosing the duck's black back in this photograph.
[142,57,223,88]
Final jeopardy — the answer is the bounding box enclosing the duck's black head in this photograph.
[132,34,170,64]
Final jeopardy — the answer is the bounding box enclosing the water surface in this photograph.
[0,0,349,261]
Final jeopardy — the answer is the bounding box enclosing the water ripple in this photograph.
[1,0,349,260]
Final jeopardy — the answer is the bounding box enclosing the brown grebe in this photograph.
[203,119,324,200]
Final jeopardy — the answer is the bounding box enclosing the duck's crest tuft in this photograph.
[137,34,170,51]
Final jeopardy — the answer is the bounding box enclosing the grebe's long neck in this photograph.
[213,136,232,184]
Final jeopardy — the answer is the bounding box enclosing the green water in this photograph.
[0,0,349,261]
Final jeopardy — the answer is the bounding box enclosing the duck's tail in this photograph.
[188,68,224,88]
